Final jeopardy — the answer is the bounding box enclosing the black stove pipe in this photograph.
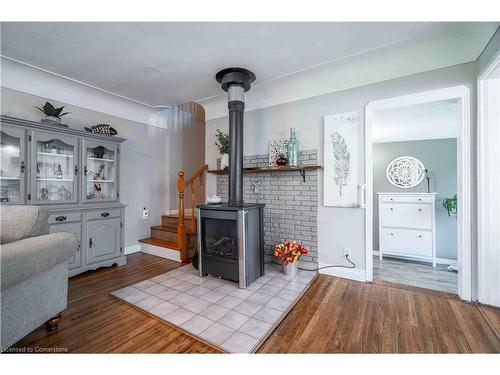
[228,100,245,205]
[216,68,256,206]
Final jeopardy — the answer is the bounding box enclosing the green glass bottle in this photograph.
[287,127,299,166]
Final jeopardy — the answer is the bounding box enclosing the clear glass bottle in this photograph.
[287,127,299,166]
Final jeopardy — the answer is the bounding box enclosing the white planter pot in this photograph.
[43,116,61,124]
[282,262,299,277]
[220,153,229,170]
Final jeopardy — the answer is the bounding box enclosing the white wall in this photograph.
[0,88,170,249]
[205,62,477,274]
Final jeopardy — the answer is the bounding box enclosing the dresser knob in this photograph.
[390,233,394,236]
[418,235,422,238]
[418,208,422,212]
[390,207,393,211]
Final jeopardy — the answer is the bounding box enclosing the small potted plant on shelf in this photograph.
[34,102,70,125]
[274,240,309,277]
[215,129,229,170]
[442,194,457,217]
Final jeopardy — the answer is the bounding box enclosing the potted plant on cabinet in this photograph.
[274,240,309,277]
[215,129,229,170]
[34,102,70,125]
[442,195,457,217]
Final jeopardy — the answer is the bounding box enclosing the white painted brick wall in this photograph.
[216,150,319,265]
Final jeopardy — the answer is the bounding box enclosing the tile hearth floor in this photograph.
[111,263,316,353]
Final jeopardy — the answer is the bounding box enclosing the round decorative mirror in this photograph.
[386,156,425,188]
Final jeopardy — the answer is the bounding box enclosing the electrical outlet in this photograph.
[142,207,149,220]
[343,248,352,258]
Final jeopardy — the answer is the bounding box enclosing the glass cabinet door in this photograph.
[31,131,78,204]
[0,125,26,204]
[83,140,118,202]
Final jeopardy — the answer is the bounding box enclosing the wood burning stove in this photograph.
[197,67,264,288]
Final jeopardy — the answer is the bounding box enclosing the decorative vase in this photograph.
[276,155,288,166]
[220,153,229,170]
[287,127,299,166]
[282,262,299,277]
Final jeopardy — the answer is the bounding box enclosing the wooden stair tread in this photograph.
[151,224,197,235]
[162,213,197,220]
[139,237,194,250]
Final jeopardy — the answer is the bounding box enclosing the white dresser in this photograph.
[378,192,437,267]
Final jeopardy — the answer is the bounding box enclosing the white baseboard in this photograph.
[373,250,457,266]
[124,244,141,255]
[318,263,366,282]
[140,242,181,262]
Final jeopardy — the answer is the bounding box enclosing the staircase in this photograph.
[139,164,208,263]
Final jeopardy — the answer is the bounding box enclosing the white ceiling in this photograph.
[1,22,497,107]
[372,99,459,143]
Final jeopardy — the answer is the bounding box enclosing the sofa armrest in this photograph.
[0,232,77,290]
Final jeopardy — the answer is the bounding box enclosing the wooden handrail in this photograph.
[176,164,208,262]
[186,164,208,185]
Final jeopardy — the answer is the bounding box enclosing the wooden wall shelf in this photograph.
[207,165,322,182]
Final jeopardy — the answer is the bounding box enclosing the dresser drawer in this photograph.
[380,195,433,204]
[380,228,432,257]
[49,212,82,224]
[86,208,121,221]
[379,203,432,229]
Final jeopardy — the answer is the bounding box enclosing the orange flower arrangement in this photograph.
[274,241,309,265]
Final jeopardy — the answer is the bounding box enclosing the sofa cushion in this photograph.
[0,232,77,290]
[0,206,49,245]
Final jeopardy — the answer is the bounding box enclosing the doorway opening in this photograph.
[365,86,472,301]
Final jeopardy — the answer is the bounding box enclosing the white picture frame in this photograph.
[324,111,359,207]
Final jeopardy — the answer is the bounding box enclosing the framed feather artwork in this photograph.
[324,111,359,207]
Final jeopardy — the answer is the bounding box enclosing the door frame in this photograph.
[364,85,472,301]
[477,51,500,306]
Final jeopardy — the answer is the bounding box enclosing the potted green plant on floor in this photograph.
[215,129,230,170]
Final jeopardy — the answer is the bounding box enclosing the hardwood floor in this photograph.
[11,253,500,353]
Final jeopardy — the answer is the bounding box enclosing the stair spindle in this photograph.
[177,171,187,262]
[191,180,196,233]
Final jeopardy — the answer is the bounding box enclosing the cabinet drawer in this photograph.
[380,195,433,204]
[86,208,120,221]
[380,228,432,257]
[49,212,82,224]
[379,203,432,229]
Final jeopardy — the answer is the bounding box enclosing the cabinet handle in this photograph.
[418,208,422,212]
[20,161,25,173]
[84,166,88,176]
[390,232,394,236]
[74,165,79,175]
[89,238,93,248]
[55,215,67,222]
[418,235,422,238]
[418,198,422,201]
[390,207,393,211]
[77,241,80,251]
[101,212,110,217]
